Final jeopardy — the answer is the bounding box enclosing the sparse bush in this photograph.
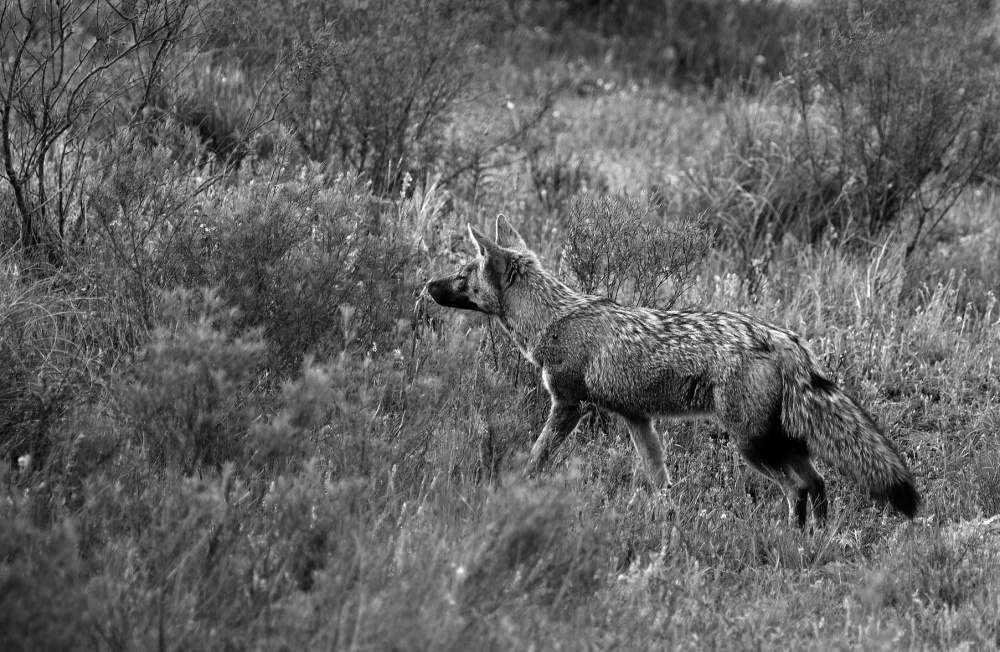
[245,362,335,475]
[308,349,395,482]
[261,466,377,596]
[973,452,1000,517]
[136,48,288,173]
[280,0,486,194]
[564,194,711,308]
[87,133,203,327]
[77,466,277,647]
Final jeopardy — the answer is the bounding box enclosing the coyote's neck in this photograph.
[499,266,589,361]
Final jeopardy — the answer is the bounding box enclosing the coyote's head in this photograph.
[425,215,534,318]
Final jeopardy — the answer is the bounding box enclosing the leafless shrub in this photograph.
[0,0,205,262]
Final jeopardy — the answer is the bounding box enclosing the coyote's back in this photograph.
[426,215,919,526]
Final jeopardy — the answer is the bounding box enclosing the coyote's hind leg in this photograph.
[718,360,826,527]
[623,416,671,488]
[738,436,827,528]
[785,455,827,524]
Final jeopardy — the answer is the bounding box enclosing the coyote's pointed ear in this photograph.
[468,223,500,258]
[495,214,528,251]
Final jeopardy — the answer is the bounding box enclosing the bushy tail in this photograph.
[779,350,920,518]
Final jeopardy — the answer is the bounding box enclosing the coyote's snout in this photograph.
[425,215,919,526]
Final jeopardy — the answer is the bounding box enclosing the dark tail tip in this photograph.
[882,479,920,519]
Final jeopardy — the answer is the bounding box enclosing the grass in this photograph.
[4,2,1000,650]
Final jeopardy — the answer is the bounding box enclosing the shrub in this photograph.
[297,348,394,483]
[245,362,336,475]
[77,466,273,647]
[118,285,425,480]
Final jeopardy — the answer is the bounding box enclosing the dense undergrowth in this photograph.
[3,0,1000,649]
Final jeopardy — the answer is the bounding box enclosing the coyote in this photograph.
[425,215,919,526]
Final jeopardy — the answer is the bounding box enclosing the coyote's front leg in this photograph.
[524,401,583,477]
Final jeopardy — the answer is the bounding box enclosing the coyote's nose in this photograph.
[425,278,449,304]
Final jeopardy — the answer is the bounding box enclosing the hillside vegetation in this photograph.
[3,0,1000,649]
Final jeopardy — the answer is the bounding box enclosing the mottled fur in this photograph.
[426,215,919,526]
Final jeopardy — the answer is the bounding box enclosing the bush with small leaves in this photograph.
[0,474,93,652]
[121,289,265,473]
[205,173,416,375]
